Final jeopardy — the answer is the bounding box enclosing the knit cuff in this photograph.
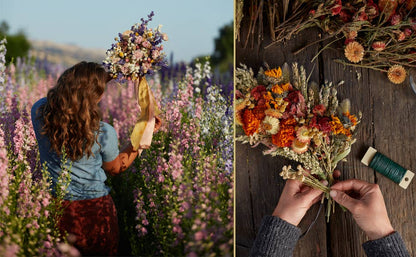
[250,215,301,257]
[362,232,410,257]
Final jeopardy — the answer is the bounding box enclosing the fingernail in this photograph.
[330,190,337,198]
[322,180,328,186]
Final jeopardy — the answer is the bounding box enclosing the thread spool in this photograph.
[361,147,414,189]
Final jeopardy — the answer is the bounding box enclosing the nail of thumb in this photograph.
[329,190,355,211]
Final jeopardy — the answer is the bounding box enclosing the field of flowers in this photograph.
[0,38,233,257]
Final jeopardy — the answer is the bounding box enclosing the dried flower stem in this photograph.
[302,172,330,193]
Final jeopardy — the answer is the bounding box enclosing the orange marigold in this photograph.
[271,117,297,147]
[343,111,358,126]
[264,91,275,109]
[281,83,291,91]
[252,104,267,121]
[272,83,291,95]
[330,115,351,137]
[265,67,282,79]
[272,84,284,95]
[242,109,261,136]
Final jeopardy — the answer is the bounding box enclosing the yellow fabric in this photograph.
[130,77,160,150]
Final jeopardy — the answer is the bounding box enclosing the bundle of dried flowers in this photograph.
[236,63,362,220]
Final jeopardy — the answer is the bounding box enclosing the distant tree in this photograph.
[211,21,233,73]
[0,21,9,35]
[0,21,31,64]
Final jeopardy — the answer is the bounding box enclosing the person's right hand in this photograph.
[330,179,395,240]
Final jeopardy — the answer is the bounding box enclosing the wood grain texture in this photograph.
[235,2,416,256]
[371,68,416,256]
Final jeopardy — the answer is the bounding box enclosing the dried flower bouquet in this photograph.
[236,63,361,220]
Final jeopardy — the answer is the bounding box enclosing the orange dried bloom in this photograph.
[387,65,406,84]
[272,117,297,147]
[252,104,267,121]
[281,83,291,91]
[272,83,291,94]
[345,41,364,63]
[265,67,282,79]
[265,108,284,119]
[397,32,406,41]
[242,109,261,136]
[330,115,351,137]
[347,30,358,40]
[343,111,358,126]
[264,91,275,109]
[271,84,284,95]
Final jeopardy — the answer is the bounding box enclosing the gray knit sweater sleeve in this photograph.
[362,232,410,257]
[249,215,301,257]
[250,216,410,257]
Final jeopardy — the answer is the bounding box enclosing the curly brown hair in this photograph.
[39,62,109,161]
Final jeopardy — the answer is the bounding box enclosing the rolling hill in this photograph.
[29,40,106,67]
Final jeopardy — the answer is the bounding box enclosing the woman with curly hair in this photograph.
[31,61,156,256]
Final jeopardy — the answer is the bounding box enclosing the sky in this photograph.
[0,0,233,63]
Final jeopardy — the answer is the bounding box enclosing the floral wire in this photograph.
[299,200,324,239]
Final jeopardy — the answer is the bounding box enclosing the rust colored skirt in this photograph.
[58,194,119,256]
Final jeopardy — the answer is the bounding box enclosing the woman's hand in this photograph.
[102,143,143,176]
[272,179,326,226]
[154,116,162,132]
[330,179,394,240]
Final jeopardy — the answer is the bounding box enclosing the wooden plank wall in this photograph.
[235,3,416,257]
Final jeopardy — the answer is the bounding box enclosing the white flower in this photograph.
[262,116,280,135]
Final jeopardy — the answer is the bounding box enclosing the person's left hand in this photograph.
[272,179,326,226]
[272,170,341,226]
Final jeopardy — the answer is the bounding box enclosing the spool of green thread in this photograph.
[361,147,414,189]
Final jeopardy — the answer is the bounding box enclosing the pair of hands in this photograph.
[273,171,394,241]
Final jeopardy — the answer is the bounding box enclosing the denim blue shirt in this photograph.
[31,97,119,200]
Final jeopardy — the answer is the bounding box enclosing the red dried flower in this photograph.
[344,38,355,45]
[312,104,326,116]
[250,85,266,101]
[283,91,306,118]
[331,0,342,16]
[357,11,368,21]
[366,1,380,20]
[339,10,352,22]
[404,28,412,37]
[317,117,332,134]
[372,41,386,51]
[391,14,401,25]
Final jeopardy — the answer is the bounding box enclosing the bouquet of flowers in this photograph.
[103,12,167,150]
[103,11,168,82]
[235,63,361,220]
